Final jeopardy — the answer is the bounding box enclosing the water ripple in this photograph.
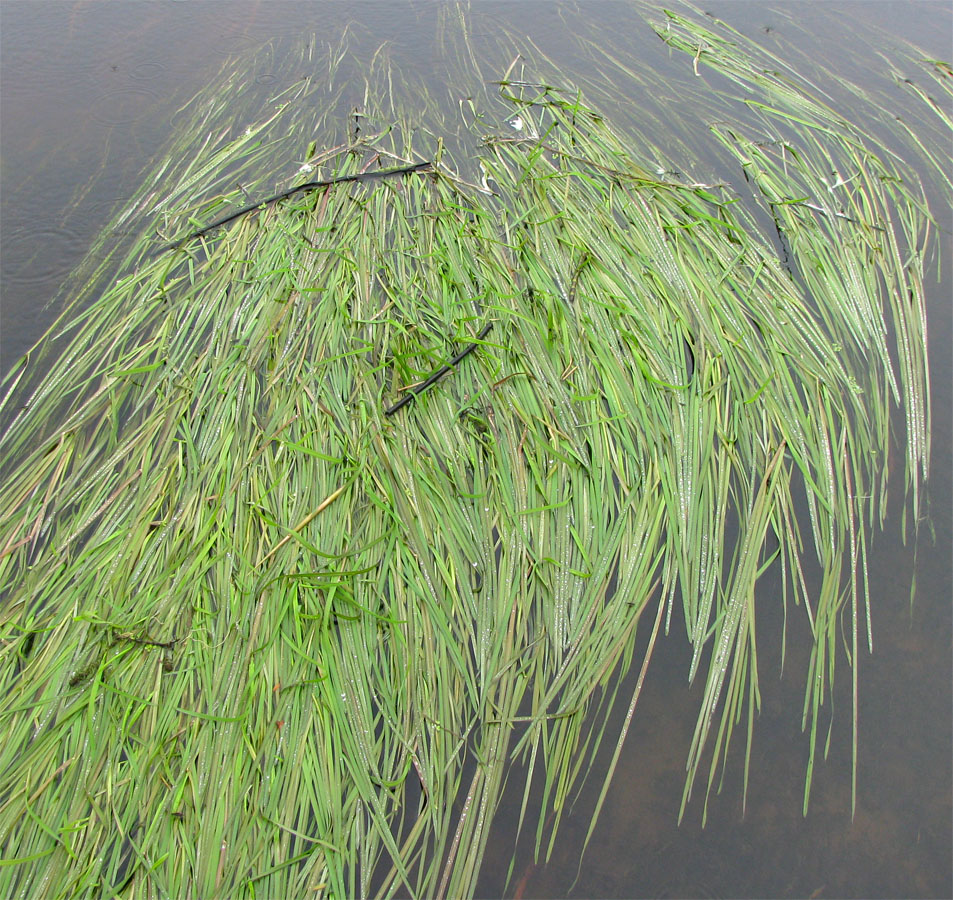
[2,226,87,289]
[89,87,160,126]
[129,61,166,81]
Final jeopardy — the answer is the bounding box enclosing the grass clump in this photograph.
[0,9,944,898]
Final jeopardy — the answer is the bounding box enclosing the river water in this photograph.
[1,2,950,897]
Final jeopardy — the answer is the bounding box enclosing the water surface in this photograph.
[1,3,949,897]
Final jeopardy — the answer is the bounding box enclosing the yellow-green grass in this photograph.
[0,9,945,898]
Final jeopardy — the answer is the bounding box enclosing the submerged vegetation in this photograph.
[0,6,947,898]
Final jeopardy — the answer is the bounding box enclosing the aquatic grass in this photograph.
[0,8,944,899]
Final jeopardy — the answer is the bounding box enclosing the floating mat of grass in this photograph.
[0,12,944,899]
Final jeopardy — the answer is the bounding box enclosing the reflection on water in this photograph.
[1,2,949,897]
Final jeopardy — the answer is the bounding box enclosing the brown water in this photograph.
[2,3,950,897]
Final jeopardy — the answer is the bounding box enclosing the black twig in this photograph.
[157,161,433,253]
[385,323,494,417]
